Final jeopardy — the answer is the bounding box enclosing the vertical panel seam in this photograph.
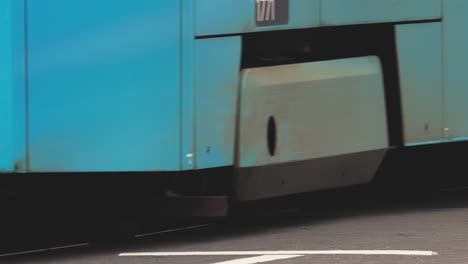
[179,0,184,170]
[181,0,196,170]
[441,0,446,139]
[318,0,322,26]
[192,0,197,169]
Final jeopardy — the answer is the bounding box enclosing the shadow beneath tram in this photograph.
[5,181,468,263]
[3,141,468,262]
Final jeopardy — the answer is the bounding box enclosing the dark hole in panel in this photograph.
[267,116,277,156]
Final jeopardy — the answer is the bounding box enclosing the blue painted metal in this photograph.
[2,0,468,174]
[0,0,14,172]
[196,0,442,36]
[181,0,196,170]
[11,0,27,172]
[0,0,26,173]
[396,23,443,145]
[443,0,468,141]
[11,0,28,172]
[26,1,182,172]
[195,37,241,169]
[321,0,442,26]
[195,0,320,36]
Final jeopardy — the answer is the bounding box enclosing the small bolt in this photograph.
[186,153,194,165]
[444,128,450,138]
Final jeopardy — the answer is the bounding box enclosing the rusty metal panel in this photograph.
[26,1,182,172]
[321,0,442,26]
[396,23,443,145]
[195,0,319,36]
[443,0,468,141]
[195,37,241,169]
[238,57,388,168]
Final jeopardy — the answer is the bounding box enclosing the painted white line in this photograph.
[211,255,303,264]
[0,243,89,258]
[0,249,49,258]
[48,243,89,251]
[119,250,438,257]
[134,223,212,238]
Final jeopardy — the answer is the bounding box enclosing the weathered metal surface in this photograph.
[443,0,468,141]
[195,0,319,36]
[396,23,443,145]
[321,0,442,26]
[235,149,387,201]
[195,37,241,169]
[238,56,389,168]
[26,1,182,172]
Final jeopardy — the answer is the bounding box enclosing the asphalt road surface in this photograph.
[3,187,468,264]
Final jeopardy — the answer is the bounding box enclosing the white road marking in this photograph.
[0,243,89,257]
[211,255,303,264]
[134,224,212,238]
[119,250,438,257]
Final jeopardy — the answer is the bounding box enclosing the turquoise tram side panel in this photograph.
[195,0,320,36]
[321,0,441,26]
[195,37,241,169]
[443,0,468,141]
[181,0,196,170]
[12,0,27,172]
[0,0,14,172]
[396,23,443,145]
[27,1,182,172]
[0,0,26,172]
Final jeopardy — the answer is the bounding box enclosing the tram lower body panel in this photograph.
[235,57,388,200]
[1,0,468,202]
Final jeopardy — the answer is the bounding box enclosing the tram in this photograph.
[1,0,467,209]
